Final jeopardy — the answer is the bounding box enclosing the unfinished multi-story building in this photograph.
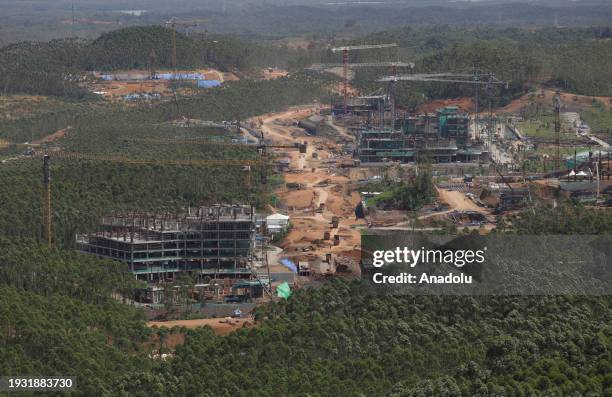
[358,106,485,163]
[76,205,256,284]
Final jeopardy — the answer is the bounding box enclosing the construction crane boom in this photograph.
[43,151,264,167]
[331,43,398,52]
[165,17,178,72]
[328,43,398,114]
[120,137,307,153]
[378,73,507,85]
[310,61,414,70]
[378,71,508,147]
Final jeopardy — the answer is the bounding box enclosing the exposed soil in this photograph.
[437,187,489,214]
[32,126,72,144]
[260,68,289,80]
[147,317,254,335]
[253,105,365,263]
[498,88,612,114]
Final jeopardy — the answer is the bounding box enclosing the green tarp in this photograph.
[276,282,292,299]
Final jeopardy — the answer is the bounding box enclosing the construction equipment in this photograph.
[165,18,179,73]
[311,61,413,120]
[163,18,203,115]
[118,131,306,185]
[120,135,307,153]
[164,17,205,71]
[148,49,158,80]
[310,61,414,71]
[330,43,398,114]
[121,137,254,146]
[258,131,307,154]
[490,158,513,192]
[378,71,507,145]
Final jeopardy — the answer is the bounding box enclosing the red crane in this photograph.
[330,43,398,114]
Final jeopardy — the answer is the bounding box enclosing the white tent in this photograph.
[266,213,290,233]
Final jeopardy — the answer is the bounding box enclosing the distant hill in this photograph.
[0,26,312,98]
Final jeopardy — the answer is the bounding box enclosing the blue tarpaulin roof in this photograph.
[280,259,298,273]
[197,79,222,88]
[156,72,205,80]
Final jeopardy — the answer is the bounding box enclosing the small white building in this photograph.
[266,213,290,234]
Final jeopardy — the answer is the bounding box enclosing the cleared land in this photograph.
[254,105,365,268]
[147,318,254,335]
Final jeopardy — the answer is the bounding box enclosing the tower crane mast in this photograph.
[330,43,398,114]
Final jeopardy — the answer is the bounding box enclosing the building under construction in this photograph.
[76,204,256,284]
[357,106,486,163]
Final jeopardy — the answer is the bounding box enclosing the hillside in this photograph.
[0,26,321,98]
[0,73,330,247]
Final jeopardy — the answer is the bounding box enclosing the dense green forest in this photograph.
[1,204,610,396]
[143,284,610,397]
[0,238,151,396]
[0,73,329,247]
[500,202,612,235]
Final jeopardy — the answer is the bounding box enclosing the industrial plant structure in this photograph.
[357,106,485,163]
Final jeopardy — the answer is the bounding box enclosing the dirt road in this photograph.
[437,187,489,214]
[33,126,72,144]
[252,106,365,267]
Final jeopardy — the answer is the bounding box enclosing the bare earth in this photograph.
[147,318,254,335]
[253,105,365,264]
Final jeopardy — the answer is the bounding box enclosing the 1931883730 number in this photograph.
[0,377,76,391]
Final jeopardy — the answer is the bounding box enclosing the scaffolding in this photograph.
[76,204,257,285]
[358,106,483,163]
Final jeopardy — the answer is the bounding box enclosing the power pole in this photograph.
[43,155,52,246]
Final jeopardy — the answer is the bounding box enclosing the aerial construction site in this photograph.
[23,39,609,321]
[2,0,612,393]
